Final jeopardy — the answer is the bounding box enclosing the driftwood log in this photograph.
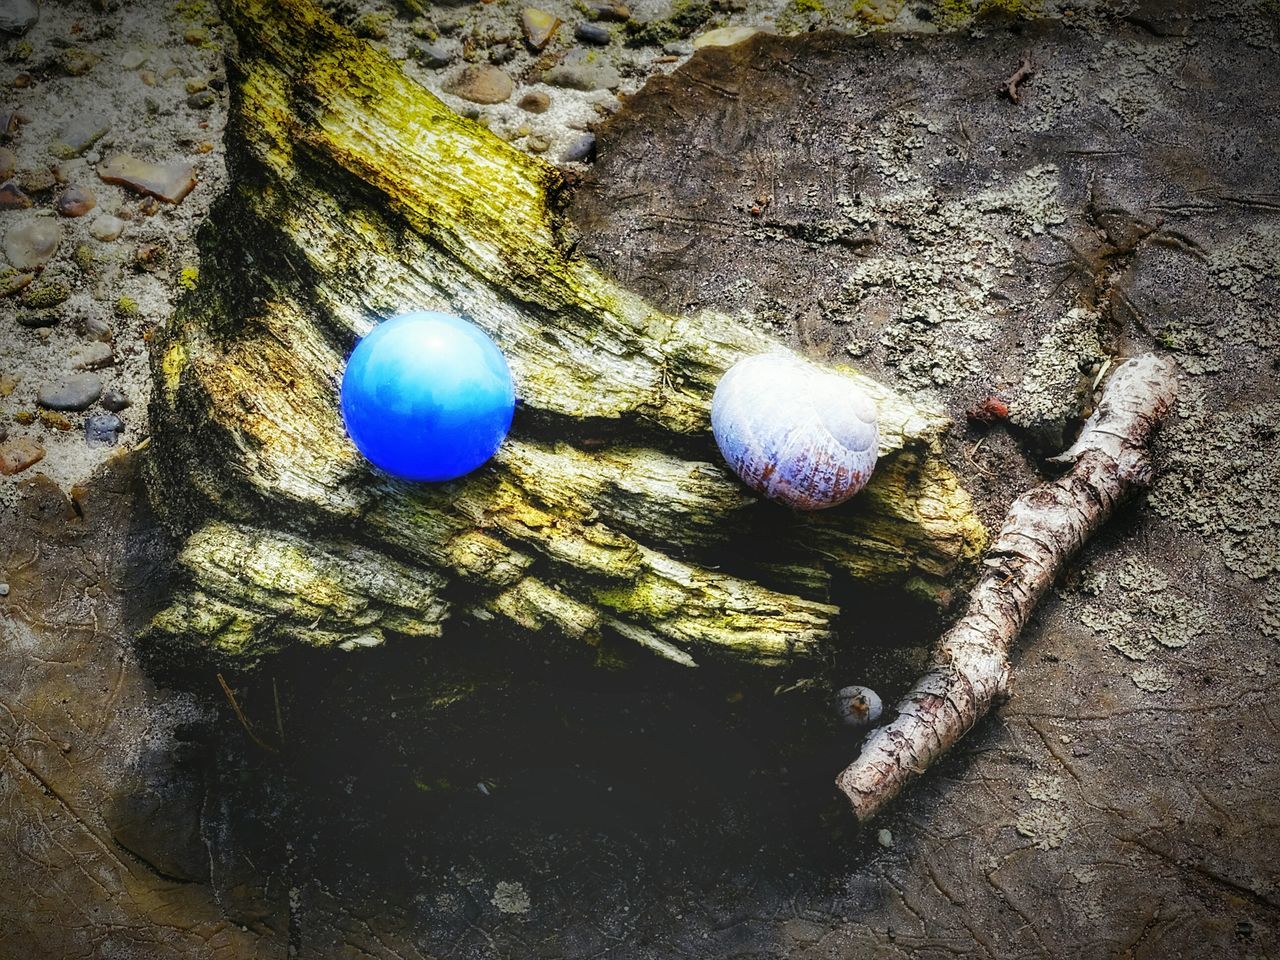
[837,354,1179,819]
[146,0,987,671]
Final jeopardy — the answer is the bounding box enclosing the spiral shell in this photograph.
[710,353,879,510]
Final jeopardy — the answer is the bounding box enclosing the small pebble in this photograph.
[416,42,452,68]
[85,413,124,447]
[20,168,57,195]
[56,184,97,218]
[585,0,630,21]
[517,90,551,114]
[444,64,514,105]
[543,61,621,91]
[4,219,62,270]
[121,49,147,70]
[521,8,561,50]
[526,134,550,153]
[560,133,596,163]
[89,214,127,242]
[49,116,110,160]
[0,178,31,209]
[877,828,894,849]
[0,437,44,475]
[97,155,197,204]
[187,90,216,110]
[72,341,114,371]
[37,372,102,411]
[0,147,15,180]
[0,583,8,597]
[83,316,113,342]
[574,22,611,45]
[57,48,101,78]
[100,387,131,412]
[41,410,73,432]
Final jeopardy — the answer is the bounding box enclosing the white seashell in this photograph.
[710,353,879,510]
[835,685,883,727]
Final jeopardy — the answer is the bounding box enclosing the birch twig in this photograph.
[835,354,1179,821]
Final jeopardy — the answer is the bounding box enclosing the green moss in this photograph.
[115,295,140,317]
[73,244,97,274]
[931,0,1041,27]
[10,40,32,62]
[353,11,393,40]
[793,0,826,13]
[57,47,102,77]
[179,264,200,290]
[20,281,71,309]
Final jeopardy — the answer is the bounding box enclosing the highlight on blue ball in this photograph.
[340,311,515,482]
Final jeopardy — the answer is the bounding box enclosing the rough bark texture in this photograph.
[145,0,986,668]
[837,354,1179,820]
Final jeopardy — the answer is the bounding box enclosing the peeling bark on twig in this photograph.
[835,354,1179,821]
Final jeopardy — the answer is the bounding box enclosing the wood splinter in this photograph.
[836,354,1179,821]
[1002,51,1035,104]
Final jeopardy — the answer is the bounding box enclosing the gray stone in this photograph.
[187,90,216,110]
[89,214,127,242]
[84,413,123,447]
[543,60,621,91]
[0,0,38,36]
[4,219,62,271]
[100,387,131,412]
[83,316,113,342]
[37,373,102,412]
[72,341,114,371]
[561,133,596,163]
[416,42,452,68]
[50,117,111,160]
[574,22,611,45]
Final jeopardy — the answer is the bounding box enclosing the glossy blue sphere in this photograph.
[340,311,515,481]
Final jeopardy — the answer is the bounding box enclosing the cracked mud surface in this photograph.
[3,1,1280,957]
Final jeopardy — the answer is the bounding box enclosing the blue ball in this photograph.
[340,311,515,482]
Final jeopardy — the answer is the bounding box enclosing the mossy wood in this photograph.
[147,0,988,668]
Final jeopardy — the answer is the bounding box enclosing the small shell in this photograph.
[835,685,883,727]
[711,354,879,510]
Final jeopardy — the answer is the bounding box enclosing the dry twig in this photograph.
[1003,51,1035,104]
[217,673,279,754]
[836,354,1179,821]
